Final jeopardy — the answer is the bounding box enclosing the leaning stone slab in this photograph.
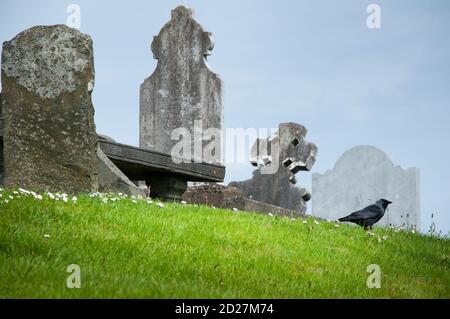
[229,122,317,214]
[182,184,302,218]
[312,145,420,229]
[140,5,223,164]
[1,25,98,193]
[97,145,145,197]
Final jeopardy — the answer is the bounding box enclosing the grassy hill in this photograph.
[0,188,449,298]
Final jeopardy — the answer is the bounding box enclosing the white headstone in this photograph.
[312,145,420,229]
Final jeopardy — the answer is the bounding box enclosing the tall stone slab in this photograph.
[229,122,317,214]
[0,93,4,186]
[312,145,420,229]
[1,25,98,193]
[140,5,223,163]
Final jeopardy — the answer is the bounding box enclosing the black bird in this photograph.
[338,199,392,230]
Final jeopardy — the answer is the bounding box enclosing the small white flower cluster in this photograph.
[377,235,390,243]
[0,188,174,212]
[88,191,168,209]
[388,225,416,234]
[0,188,54,204]
[367,231,389,242]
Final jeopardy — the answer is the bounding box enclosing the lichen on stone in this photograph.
[1,24,93,99]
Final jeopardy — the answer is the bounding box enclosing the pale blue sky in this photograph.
[1,0,449,234]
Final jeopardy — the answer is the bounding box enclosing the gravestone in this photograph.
[182,184,301,217]
[1,25,98,193]
[229,122,317,214]
[0,95,3,185]
[312,145,420,229]
[140,5,223,163]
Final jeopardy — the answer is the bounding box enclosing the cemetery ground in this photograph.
[0,188,449,299]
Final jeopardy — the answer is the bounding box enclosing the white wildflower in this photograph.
[367,231,375,236]
[156,202,164,208]
[302,220,308,224]
[181,200,187,205]
[132,200,137,203]
[232,207,239,212]
[268,213,274,217]
[36,194,43,200]
[19,188,30,194]
[44,234,50,239]
[334,224,340,228]
[314,220,319,225]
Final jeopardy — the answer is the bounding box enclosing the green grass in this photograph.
[0,188,449,298]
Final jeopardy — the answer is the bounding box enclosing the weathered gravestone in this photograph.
[312,145,420,229]
[1,25,98,193]
[0,94,4,186]
[1,24,146,196]
[229,122,317,214]
[140,5,223,163]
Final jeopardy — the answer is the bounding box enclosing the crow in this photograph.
[338,199,392,230]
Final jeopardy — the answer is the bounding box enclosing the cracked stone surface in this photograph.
[229,122,317,214]
[1,25,98,193]
[140,6,223,163]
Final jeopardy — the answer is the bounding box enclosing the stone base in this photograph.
[146,174,187,201]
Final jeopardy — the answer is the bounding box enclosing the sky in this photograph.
[1,0,449,234]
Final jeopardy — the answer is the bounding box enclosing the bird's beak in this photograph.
[387,200,392,205]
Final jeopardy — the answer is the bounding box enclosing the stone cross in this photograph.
[140,6,223,164]
[230,122,317,214]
